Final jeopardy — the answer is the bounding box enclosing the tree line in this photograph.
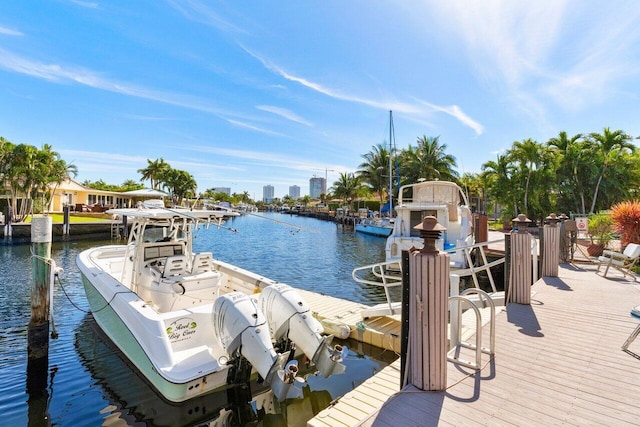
[3,126,638,222]
[334,128,639,224]
[0,137,77,220]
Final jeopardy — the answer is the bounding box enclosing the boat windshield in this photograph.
[142,225,171,243]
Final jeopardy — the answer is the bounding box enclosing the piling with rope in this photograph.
[27,215,53,393]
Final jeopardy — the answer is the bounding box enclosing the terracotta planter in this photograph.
[587,243,605,257]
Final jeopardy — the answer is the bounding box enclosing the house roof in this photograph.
[120,188,169,197]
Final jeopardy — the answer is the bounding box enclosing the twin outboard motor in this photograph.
[259,284,346,378]
[212,292,299,400]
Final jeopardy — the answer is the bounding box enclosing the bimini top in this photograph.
[106,203,238,222]
[397,180,469,207]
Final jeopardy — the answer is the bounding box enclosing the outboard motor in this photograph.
[259,284,346,378]
[212,292,300,400]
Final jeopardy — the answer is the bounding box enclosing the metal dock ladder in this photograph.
[110,222,123,240]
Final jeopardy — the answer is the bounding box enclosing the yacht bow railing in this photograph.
[353,238,512,319]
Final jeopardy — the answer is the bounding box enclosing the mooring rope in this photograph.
[30,252,128,316]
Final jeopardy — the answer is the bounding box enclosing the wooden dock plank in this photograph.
[309,262,640,426]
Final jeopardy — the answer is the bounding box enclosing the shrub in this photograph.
[587,212,614,247]
[611,200,640,248]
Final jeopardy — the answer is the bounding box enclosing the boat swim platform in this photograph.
[308,262,640,427]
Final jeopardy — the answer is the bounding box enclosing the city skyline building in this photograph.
[289,185,300,200]
[309,177,326,199]
[262,184,274,203]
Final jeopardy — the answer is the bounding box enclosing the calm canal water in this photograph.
[0,213,396,426]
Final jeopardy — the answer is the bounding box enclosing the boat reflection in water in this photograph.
[75,315,395,426]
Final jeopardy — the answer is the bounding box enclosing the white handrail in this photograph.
[353,239,506,317]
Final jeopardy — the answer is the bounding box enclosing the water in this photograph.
[0,213,395,426]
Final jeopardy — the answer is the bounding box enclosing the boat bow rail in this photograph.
[353,238,511,319]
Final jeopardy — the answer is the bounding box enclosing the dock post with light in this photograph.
[508,214,533,304]
[405,215,449,391]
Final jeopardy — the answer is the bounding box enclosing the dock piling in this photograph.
[405,216,449,391]
[542,213,561,277]
[3,205,12,238]
[27,216,52,394]
[62,205,70,239]
[508,214,533,304]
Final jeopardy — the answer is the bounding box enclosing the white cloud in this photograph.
[164,0,244,33]
[67,0,99,9]
[226,119,287,137]
[0,26,23,36]
[424,0,640,117]
[240,44,483,135]
[0,47,258,122]
[256,105,313,127]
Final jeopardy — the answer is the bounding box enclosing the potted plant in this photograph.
[587,212,613,257]
[611,200,640,248]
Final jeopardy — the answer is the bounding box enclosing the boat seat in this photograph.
[163,254,189,278]
[192,252,215,274]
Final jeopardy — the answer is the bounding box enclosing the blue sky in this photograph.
[1,1,639,200]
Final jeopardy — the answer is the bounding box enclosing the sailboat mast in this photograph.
[388,110,394,217]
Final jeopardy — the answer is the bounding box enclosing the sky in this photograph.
[1,1,640,200]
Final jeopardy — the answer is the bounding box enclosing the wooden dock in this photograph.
[302,290,402,353]
[308,261,640,426]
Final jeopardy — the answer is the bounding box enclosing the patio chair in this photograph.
[622,305,640,351]
[596,243,640,279]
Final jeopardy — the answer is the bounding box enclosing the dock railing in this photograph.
[353,238,510,319]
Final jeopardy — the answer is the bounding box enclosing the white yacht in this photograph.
[386,180,474,267]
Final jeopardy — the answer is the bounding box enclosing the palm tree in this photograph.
[482,154,517,223]
[121,179,144,192]
[547,131,589,214]
[508,138,543,215]
[45,152,78,212]
[330,172,364,208]
[400,136,458,184]
[161,168,197,206]
[587,128,634,213]
[459,172,482,213]
[358,143,391,206]
[138,158,170,190]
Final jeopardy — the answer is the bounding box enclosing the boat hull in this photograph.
[355,223,393,237]
[78,250,229,402]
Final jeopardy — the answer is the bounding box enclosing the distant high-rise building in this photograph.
[263,185,275,203]
[309,177,326,199]
[289,185,300,199]
[212,187,231,195]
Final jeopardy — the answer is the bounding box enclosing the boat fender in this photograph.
[319,318,351,340]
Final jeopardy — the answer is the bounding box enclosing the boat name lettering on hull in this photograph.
[166,318,197,343]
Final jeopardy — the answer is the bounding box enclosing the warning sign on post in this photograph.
[575,217,588,237]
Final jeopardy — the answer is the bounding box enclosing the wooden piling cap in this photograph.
[511,213,531,225]
[413,215,447,232]
[545,213,561,225]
